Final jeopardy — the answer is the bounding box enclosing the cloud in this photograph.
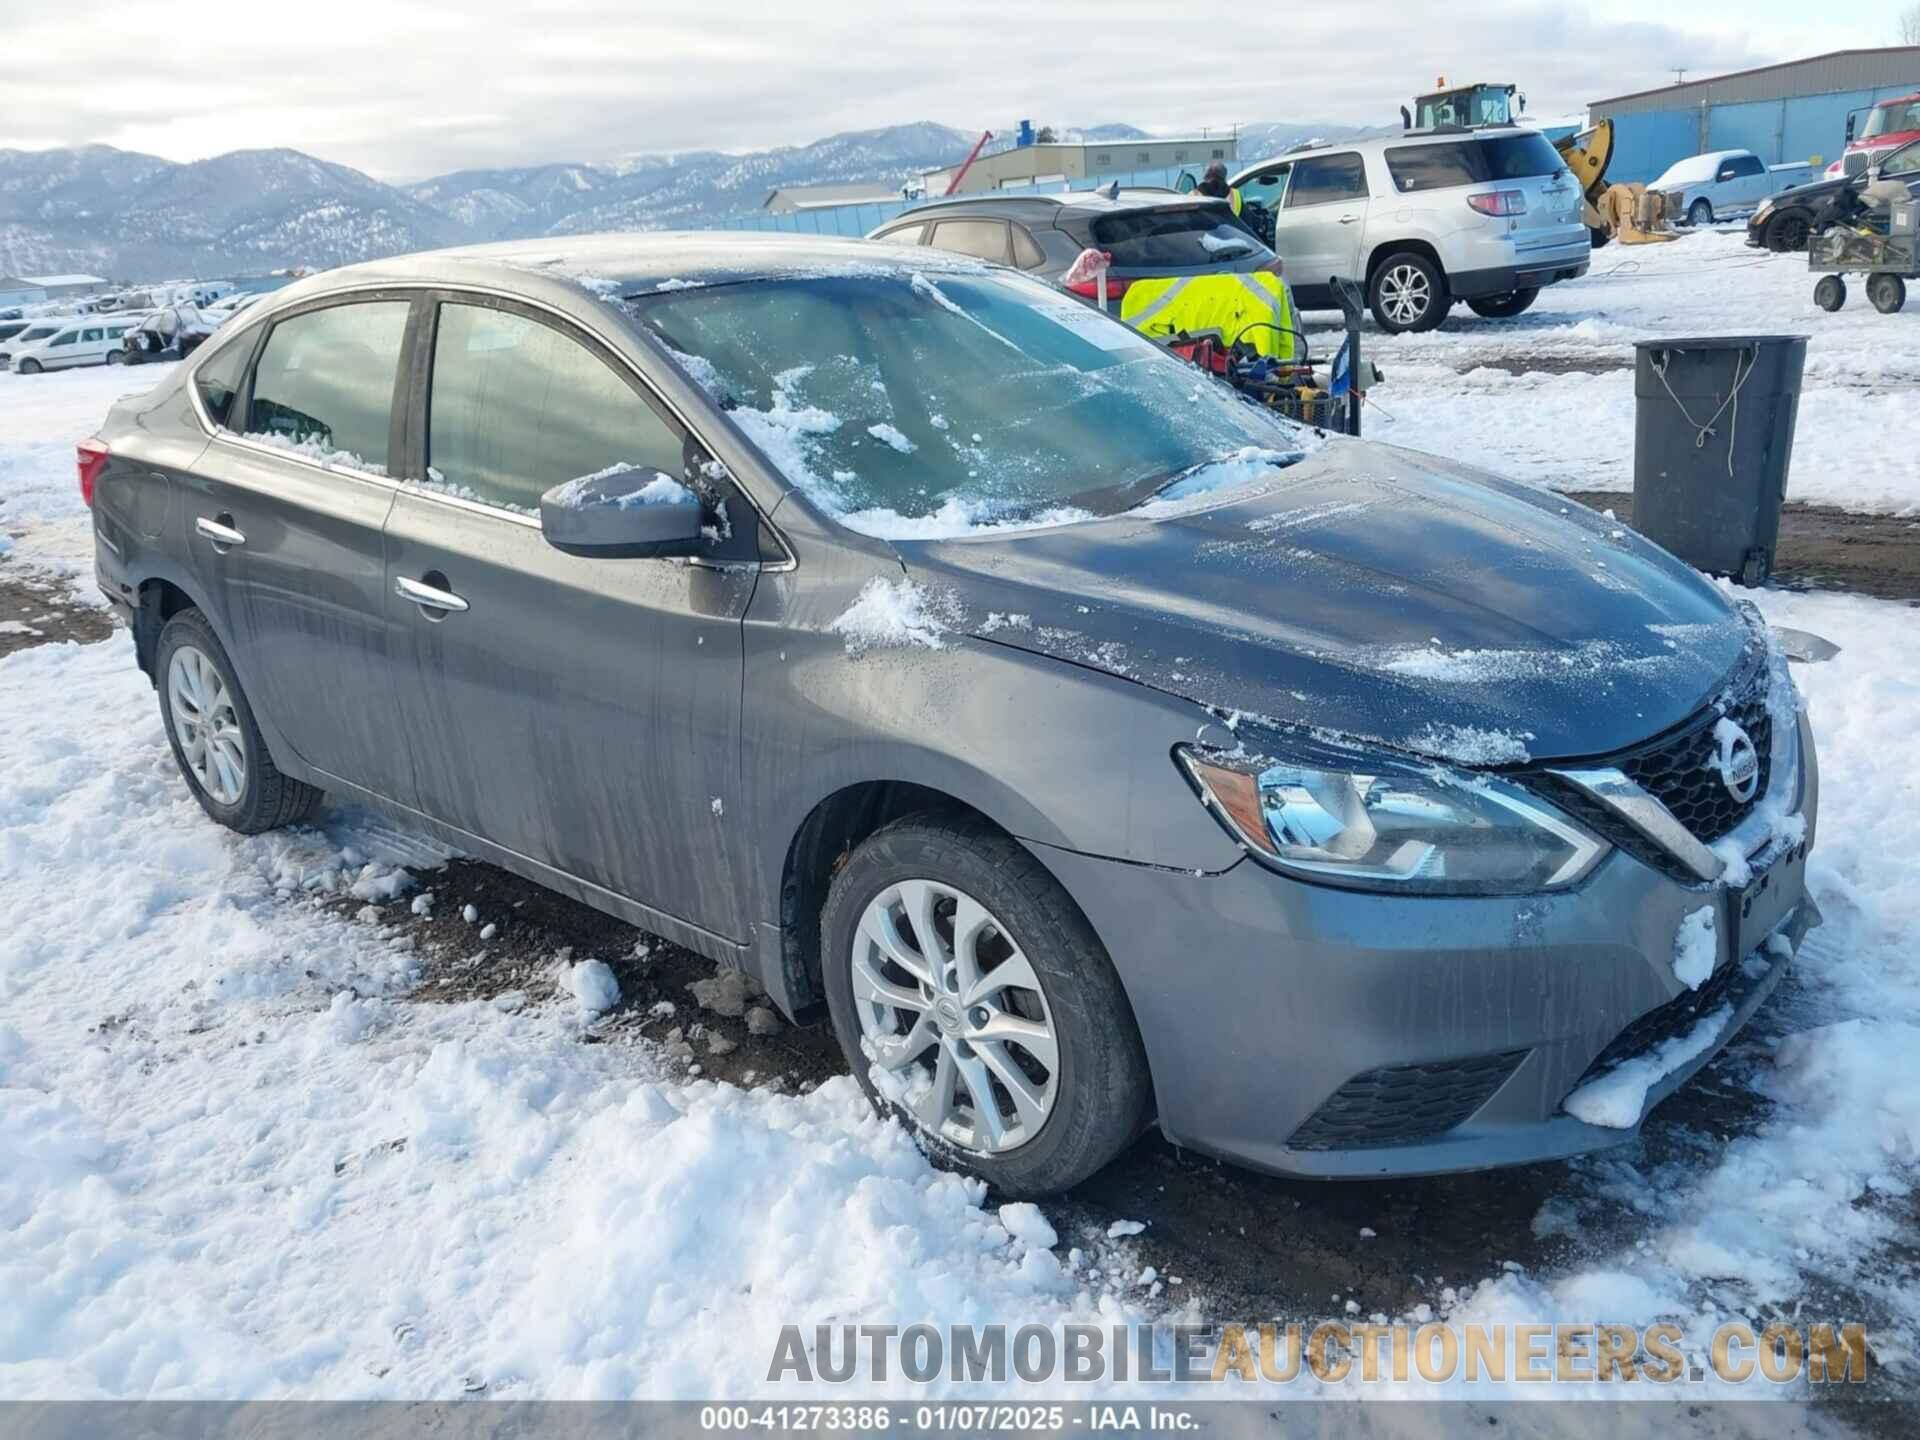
[0,0,1881,178]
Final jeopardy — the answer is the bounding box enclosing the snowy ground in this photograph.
[1315,228,1920,517]
[2,240,1919,1421]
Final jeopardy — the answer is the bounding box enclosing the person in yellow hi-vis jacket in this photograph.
[1118,268,1300,362]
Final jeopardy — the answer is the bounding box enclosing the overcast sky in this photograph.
[0,1,1893,179]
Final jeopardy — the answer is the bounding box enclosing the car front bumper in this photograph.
[1030,736,1819,1180]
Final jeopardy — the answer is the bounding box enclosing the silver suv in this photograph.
[1231,128,1591,333]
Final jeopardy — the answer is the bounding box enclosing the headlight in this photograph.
[1753,199,1775,222]
[1177,746,1607,895]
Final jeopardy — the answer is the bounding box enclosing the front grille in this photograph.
[1287,1050,1528,1151]
[1521,650,1776,881]
[1620,692,1771,845]
[1576,955,1743,1086]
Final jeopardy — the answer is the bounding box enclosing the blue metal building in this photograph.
[1592,47,1920,183]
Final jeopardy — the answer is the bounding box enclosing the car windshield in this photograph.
[629,271,1311,532]
[1863,101,1920,140]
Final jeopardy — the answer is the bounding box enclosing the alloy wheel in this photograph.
[851,878,1059,1155]
[1379,264,1432,327]
[167,645,247,805]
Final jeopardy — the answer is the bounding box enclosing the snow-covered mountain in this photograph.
[0,120,1378,281]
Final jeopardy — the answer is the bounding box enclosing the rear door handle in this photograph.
[1337,213,1361,224]
[396,574,468,614]
[195,515,246,549]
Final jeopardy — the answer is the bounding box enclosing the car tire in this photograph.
[1765,211,1812,253]
[106,349,125,365]
[1588,225,1612,250]
[1868,273,1907,314]
[1368,251,1449,334]
[1465,288,1540,319]
[821,813,1152,1197]
[1687,199,1714,227]
[15,357,40,375]
[157,608,323,834]
[1814,274,1847,311]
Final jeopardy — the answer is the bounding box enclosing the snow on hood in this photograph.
[891,443,1750,765]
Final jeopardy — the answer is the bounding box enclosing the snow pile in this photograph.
[1563,1005,1733,1128]
[245,429,387,477]
[564,959,621,1016]
[546,464,693,510]
[837,497,1091,541]
[1134,447,1305,516]
[1407,723,1534,766]
[829,578,963,657]
[865,422,915,454]
[1672,905,1718,990]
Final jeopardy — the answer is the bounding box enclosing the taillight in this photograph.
[1467,190,1527,217]
[77,438,110,507]
[1064,275,1133,302]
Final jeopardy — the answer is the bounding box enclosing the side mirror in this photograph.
[1846,115,1856,141]
[539,467,706,558]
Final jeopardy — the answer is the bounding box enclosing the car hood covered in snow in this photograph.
[892,443,1748,766]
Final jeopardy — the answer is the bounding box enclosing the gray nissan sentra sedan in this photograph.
[84,233,1819,1196]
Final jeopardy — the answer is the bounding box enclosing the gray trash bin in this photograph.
[1632,335,1807,585]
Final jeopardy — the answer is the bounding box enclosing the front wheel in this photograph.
[1368,251,1449,334]
[1688,198,1714,227]
[15,357,40,375]
[821,815,1152,1197]
[157,608,323,833]
[1765,211,1811,252]
[1814,274,1847,311]
[1466,288,1540,319]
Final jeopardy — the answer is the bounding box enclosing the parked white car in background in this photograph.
[5,316,141,373]
[1650,149,1814,226]
[1230,127,1592,333]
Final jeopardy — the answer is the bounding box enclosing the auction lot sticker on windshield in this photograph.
[1036,301,1155,352]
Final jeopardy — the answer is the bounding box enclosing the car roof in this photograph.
[261,233,1023,315]
[889,190,1223,224]
[1230,126,1540,183]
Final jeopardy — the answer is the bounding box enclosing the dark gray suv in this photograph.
[86,234,1818,1195]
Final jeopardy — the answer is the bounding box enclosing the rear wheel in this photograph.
[1687,198,1714,227]
[1814,275,1847,311]
[1368,251,1449,334]
[106,349,125,366]
[1765,211,1811,252]
[1465,288,1540,319]
[1868,273,1907,314]
[157,608,322,834]
[1588,225,1612,250]
[821,814,1151,1197]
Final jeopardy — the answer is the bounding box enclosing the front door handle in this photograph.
[195,514,246,549]
[396,574,469,614]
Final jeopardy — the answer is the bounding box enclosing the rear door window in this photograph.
[1722,155,1765,179]
[1385,136,1567,192]
[1284,154,1369,207]
[928,219,1013,263]
[874,223,927,245]
[425,301,686,516]
[195,333,256,427]
[245,300,411,474]
[1087,205,1267,266]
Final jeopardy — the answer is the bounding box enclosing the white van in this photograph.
[6,317,141,373]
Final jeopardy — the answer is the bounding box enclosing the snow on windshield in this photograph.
[630,271,1320,539]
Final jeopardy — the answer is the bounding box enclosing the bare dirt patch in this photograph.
[0,564,117,657]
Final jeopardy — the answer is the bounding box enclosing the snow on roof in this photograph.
[1650,151,1748,189]
[16,273,107,287]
